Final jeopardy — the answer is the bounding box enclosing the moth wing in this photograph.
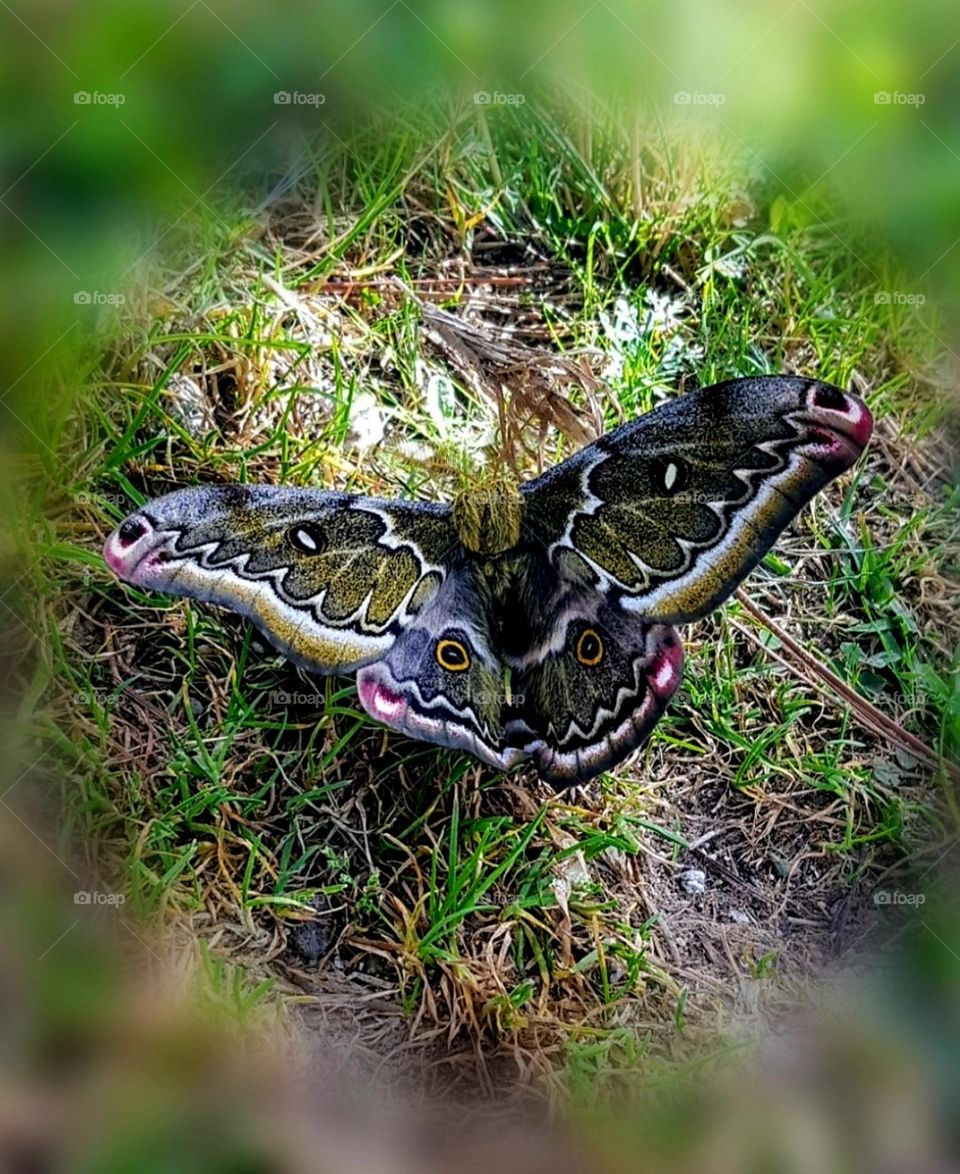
[104,485,459,673]
[520,376,873,623]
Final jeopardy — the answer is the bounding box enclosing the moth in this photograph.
[104,376,872,786]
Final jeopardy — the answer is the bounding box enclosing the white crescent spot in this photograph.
[371,685,404,720]
[652,657,677,692]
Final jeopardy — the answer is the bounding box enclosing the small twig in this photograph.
[661,262,693,295]
[310,274,536,296]
[734,588,960,785]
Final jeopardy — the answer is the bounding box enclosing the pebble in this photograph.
[679,868,707,895]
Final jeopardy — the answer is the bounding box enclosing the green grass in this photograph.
[14,100,959,1100]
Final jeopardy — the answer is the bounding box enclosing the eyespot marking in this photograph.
[576,628,604,666]
[288,524,326,555]
[810,384,847,411]
[651,455,687,496]
[118,518,148,546]
[436,638,470,672]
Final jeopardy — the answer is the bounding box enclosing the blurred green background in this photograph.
[1,0,959,384]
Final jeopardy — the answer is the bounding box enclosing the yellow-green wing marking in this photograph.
[104,485,458,673]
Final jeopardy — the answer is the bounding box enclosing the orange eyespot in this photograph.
[436,638,470,672]
[576,628,604,666]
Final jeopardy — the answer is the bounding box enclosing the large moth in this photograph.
[104,376,873,786]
